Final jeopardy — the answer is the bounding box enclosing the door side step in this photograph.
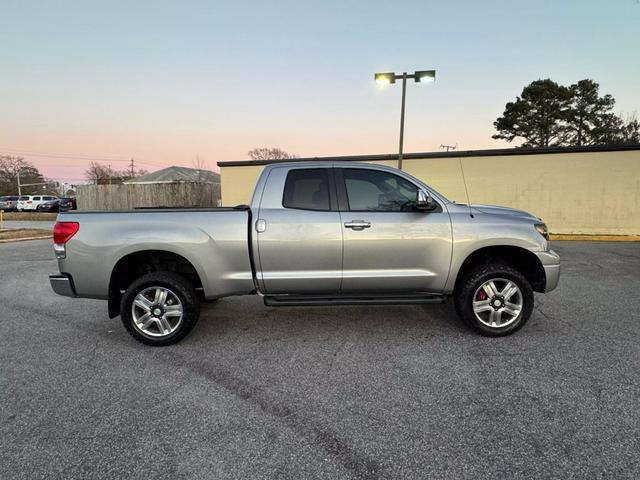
[263,294,446,307]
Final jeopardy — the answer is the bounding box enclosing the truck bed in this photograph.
[57,208,255,300]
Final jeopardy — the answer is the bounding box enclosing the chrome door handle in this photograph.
[344,220,371,230]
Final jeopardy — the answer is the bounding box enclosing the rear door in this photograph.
[255,166,343,294]
[336,166,452,293]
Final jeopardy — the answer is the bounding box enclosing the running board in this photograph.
[263,294,446,307]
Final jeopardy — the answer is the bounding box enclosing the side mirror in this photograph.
[416,190,436,211]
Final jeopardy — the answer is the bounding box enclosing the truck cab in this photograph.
[252,162,452,296]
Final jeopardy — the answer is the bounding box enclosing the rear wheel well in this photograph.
[454,246,546,293]
[108,250,203,318]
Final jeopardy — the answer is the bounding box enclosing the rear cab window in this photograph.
[282,169,332,211]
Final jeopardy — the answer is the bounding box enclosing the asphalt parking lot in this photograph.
[1,240,639,479]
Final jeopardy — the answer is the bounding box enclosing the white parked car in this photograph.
[17,195,59,211]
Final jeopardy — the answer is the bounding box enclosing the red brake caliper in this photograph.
[477,289,488,301]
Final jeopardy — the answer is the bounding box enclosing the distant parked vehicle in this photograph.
[0,196,20,211]
[17,195,59,211]
[58,197,77,212]
[15,196,30,211]
[37,199,61,212]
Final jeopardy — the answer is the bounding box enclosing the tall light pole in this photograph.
[374,70,436,170]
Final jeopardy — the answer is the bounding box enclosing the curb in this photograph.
[550,234,640,242]
[0,235,53,244]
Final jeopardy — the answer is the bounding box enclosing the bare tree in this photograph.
[0,155,45,195]
[620,112,640,144]
[84,161,147,185]
[247,147,297,161]
[85,162,115,185]
[192,155,211,207]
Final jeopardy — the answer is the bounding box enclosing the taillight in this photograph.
[53,222,79,258]
[54,221,79,244]
[27,200,32,204]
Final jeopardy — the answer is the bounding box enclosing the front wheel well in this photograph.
[454,246,546,293]
[108,250,203,318]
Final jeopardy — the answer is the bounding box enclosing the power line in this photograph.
[0,147,164,167]
[1,148,129,161]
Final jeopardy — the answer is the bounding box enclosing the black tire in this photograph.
[120,272,200,346]
[454,263,534,337]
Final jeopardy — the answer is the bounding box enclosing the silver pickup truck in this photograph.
[50,162,559,345]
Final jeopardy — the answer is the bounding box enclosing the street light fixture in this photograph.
[374,69,436,170]
[374,72,396,84]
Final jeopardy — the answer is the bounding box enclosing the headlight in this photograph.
[534,223,549,240]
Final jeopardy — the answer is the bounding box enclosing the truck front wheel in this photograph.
[454,264,534,336]
[120,272,200,346]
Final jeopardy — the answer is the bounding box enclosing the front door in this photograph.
[256,166,343,294]
[336,167,452,294]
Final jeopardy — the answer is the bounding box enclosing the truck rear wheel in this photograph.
[454,263,533,336]
[120,272,200,346]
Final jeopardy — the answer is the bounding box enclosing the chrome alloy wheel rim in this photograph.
[131,287,183,337]
[472,278,523,328]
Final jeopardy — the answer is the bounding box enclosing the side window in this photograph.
[343,169,419,212]
[34,196,41,201]
[282,169,331,211]
[44,196,53,200]
[19,196,29,201]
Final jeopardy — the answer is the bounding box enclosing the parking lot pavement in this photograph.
[1,240,639,480]
[1,220,55,230]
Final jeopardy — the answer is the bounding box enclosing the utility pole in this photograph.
[398,72,408,171]
[130,158,135,178]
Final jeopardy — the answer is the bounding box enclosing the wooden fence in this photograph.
[77,183,221,210]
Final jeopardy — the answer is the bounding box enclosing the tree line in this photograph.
[493,78,639,148]
[0,155,60,196]
[84,162,148,185]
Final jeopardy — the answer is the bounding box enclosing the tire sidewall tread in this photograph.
[454,263,534,337]
[120,272,200,346]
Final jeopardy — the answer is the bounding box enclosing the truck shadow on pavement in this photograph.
[194,296,470,343]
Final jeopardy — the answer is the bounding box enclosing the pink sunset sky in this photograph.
[2,0,638,184]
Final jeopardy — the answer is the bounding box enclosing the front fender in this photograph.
[444,212,547,293]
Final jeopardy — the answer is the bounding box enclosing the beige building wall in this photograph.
[220,165,265,207]
[220,149,640,235]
